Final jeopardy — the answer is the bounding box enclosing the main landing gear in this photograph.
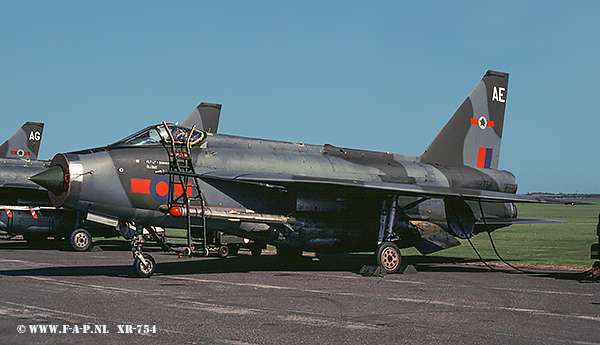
[375,195,405,274]
[376,241,401,274]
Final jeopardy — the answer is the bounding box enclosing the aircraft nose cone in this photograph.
[29,165,67,196]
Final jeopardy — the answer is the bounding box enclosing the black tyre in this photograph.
[70,229,92,252]
[376,242,401,274]
[133,253,155,278]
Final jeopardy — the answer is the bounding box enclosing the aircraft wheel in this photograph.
[70,229,92,252]
[376,242,401,274]
[133,254,155,278]
[218,245,229,258]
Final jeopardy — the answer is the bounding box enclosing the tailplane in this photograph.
[420,70,508,169]
[0,122,44,160]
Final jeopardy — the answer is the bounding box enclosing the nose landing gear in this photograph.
[134,253,156,278]
[131,234,155,278]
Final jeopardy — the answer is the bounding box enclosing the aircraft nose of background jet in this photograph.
[28,153,75,208]
[29,165,67,196]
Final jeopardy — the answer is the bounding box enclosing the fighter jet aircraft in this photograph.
[0,122,53,242]
[0,122,122,250]
[30,71,577,277]
[1,103,223,252]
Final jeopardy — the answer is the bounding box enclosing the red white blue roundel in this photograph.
[149,175,170,202]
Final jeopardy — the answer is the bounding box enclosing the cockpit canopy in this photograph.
[112,124,206,147]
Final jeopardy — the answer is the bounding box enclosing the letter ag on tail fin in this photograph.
[420,70,508,169]
[0,122,44,160]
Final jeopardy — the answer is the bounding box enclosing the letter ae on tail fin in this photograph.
[0,122,44,160]
[420,70,508,169]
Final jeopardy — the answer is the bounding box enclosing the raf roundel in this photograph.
[150,175,170,202]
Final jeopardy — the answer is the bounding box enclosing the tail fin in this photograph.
[420,70,508,169]
[0,122,44,160]
[180,102,222,133]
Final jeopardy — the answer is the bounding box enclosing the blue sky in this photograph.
[1,1,598,193]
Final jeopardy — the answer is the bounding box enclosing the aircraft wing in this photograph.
[194,171,589,205]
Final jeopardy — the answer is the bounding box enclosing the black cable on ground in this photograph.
[487,230,599,281]
[487,231,529,273]
[465,236,496,271]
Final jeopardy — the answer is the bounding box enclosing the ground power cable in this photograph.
[465,236,496,271]
[466,234,531,274]
[486,231,529,273]
[471,200,528,273]
[472,198,595,278]
[487,230,595,279]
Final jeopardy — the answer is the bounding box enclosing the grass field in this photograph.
[402,198,600,268]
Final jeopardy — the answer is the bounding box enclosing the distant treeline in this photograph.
[524,192,600,199]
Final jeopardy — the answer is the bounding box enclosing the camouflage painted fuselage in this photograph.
[47,131,517,253]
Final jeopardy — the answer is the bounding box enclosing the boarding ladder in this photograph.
[160,122,208,256]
